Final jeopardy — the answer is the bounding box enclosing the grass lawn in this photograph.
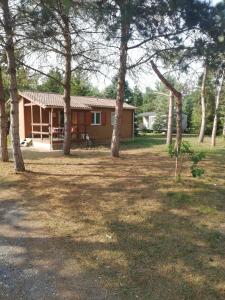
[1,134,225,299]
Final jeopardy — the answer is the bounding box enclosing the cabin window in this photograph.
[111,112,115,126]
[91,111,101,125]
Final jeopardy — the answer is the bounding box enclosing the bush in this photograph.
[152,114,167,132]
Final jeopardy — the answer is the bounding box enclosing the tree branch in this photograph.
[127,28,193,50]
[16,60,64,86]
[150,60,181,99]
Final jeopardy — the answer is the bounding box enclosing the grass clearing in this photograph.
[1,134,225,299]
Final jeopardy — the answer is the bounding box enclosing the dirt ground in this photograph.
[0,136,225,299]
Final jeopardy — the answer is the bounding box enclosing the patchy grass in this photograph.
[1,135,225,299]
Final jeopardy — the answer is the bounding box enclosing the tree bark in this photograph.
[111,1,130,157]
[62,12,72,155]
[211,69,225,147]
[175,104,183,149]
[166,91,174,145]
[2,0,25,171]
[223,119,225,137]
[199,64,208,143]
[150,61,182,180]
[0,67,9,162]
[150,61,182,149]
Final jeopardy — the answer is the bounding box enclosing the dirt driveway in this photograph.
[0,189,114,300]
[0,149,122,300]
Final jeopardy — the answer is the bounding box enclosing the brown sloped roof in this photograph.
[19,91,136,110]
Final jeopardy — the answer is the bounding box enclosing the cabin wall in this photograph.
[86,108,133,142]
[24,106,31,138]
[20,96,134,142]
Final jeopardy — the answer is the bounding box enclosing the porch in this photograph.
[24,102,91,150]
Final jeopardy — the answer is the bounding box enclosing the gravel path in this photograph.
[0,192,111,300]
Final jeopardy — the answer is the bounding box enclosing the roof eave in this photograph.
[19,92,46,108]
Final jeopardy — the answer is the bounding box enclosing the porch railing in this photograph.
[31,123,87,140]
[31,123,50,138]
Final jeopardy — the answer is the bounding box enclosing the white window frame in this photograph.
[111,112,115,126]
[91,111,101,125]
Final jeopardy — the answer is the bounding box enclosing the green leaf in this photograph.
[191,167,205,178]
[62,0,72,14]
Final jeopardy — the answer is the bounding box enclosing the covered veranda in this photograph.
[24,100,91,150]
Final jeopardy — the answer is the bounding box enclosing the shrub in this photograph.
[168,141,206,181]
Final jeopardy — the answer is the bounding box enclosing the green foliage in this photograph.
[2,67,38,99]
[190,152,206,177]
[71,73,101,97]
[191,71,217,134]
[38,69,63,94]
[37,69,101,97]
[152,113,167,132]
[183,94,194,132]
[140,77,178,114]
[141,87,157,112]
[130,85,143,107]
[103,75,133,102]
[62,0,72,14]
[184,67,225,135]
[151,85,168,132]
[168,141,206,180]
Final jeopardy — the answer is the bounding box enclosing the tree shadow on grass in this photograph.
[104,211,225,299]
[1,147,225,299]
[0,196,116,300]
[21,148,110,161]
[2,187,225,299]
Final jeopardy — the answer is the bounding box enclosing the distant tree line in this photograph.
[2,64,225,136]
[1,0,225,171]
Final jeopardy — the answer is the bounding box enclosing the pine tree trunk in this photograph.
[176,96,183,148]
[211,69,224,147]
[2,0,25,171]
[211,113,218,147]
[150,61,183,147]
[111,2,129,157]
[175,94,183,180]
[0,67,9,162]
[199,64,207,143]
[166,91,174,145]
[223,119,225,137]
[63,99,71,155]
[150,60,182,180]
[62,14,72,155]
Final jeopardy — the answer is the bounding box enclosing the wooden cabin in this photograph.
[18,91,135,150]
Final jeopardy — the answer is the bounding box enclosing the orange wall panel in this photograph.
[86,108,133,141]
[20,96,134,141]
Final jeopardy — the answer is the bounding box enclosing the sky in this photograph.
[26,0,223,93]
[91,0,224,92]
[211,0,221,4]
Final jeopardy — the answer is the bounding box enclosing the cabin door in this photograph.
[78,112,85,135]
[72,111,77,125]
[58,111,64,127]
[71,111,86,139]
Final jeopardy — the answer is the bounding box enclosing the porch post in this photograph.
[50,108,53,151]
[31,103,33,139]
[84,111,87,140]
[40,106,43,139]
[77,111,80,140]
